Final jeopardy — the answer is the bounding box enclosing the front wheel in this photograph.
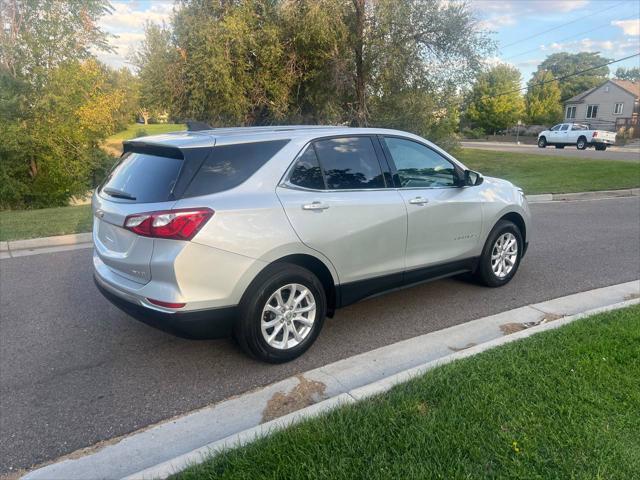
[474,220,523,287]
[538,137,547,148]
[235,263,326,363]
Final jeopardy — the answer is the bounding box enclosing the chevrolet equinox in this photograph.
[93,126,531,362]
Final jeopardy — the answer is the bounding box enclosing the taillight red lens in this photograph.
[592,131,598,137]
[147,298,186,309]
[124,208,214,240]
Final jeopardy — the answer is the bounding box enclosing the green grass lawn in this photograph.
[457,148,640,194]
[108,123,186,141]
[0,205,92,242]
[174,305,640,480]
[102,123,186,155]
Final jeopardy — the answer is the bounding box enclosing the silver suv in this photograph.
[93,126,530,362]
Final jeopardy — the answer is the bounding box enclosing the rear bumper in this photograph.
[94,273,237,339]
[591,138,615,145]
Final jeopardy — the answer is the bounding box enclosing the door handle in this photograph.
[302,201,330,211]
[408,196,429,205]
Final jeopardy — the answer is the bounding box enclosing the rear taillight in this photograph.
[592,131,598,137]
[147,298,186,309]
[124,208,214,240]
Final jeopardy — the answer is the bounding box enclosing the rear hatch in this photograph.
[93,147,185,284]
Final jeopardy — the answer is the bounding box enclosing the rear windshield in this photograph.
[183,139,289,197]
[101,151,183,203]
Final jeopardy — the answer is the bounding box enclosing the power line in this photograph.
[504,13,638,61]
[485,53,640,99]
[499,1,627,50]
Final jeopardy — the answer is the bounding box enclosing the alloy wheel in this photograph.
[260,283,316,350]
[491,232,518,278]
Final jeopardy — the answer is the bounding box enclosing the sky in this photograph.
[97,0,640,84]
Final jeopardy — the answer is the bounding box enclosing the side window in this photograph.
[383,137,457,188]
[550,124,561,131]
[313,137,384,190]
[560,124,570,131]
[289,147,325,190]
[184,140,289,197]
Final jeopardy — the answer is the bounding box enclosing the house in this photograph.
[564,79,639,136]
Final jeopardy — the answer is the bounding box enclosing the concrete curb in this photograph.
[2,233,93,259]
[526,188,640,203]
[1,189,637,259]
[22,280,640,480]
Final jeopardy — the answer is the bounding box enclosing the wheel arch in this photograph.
[270,254,338,317]
[498,211,527,244]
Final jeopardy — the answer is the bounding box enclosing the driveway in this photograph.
[1,197,639,475]
[462,141,640,162]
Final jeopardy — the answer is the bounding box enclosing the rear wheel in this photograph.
[595,144,607,151]
[577,136,587,150]
[235,263,326,363]
[474,220,523,287]
[538,137,547,148]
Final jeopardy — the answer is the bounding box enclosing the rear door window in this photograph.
[101,151,183,203]
[184,140,289,197]
[289,147,325,190]
[313,137,384,190]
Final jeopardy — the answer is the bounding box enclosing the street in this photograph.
[462,141,640,162]
[1,197,639,475]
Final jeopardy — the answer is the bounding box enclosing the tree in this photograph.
[525,70,563,125]
[538,52,611,102]
[131,22,177,122]
[0,0,113,86]
[466,64,525,134]
[364,0,492,143]
[615,67,640,82]
[141,0,493,139]
[0,0,123,208]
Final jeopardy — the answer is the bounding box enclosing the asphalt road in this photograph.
[1,198,639,475]
[462,141,640,162]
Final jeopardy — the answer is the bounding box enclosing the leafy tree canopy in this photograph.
[466,64,525,134]
[615,67,640,82]
[525,70,563,125]
[538,52,611,102]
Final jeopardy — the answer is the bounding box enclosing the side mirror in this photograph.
[464,170,483,186]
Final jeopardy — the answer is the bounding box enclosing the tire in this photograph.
[235,263,326,363]
[537,137,547,148]
[576,136,587,150]
[474,220,523,287]
[595,144,606,151]
[555,145,564,149]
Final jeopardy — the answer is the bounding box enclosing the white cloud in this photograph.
[612,19,640,36]
[95,1,175,69]
[101,1,174,33]
[475,0,588,14]
[478,14,517,30]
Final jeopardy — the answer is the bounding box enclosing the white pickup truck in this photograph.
[537,123,616,151]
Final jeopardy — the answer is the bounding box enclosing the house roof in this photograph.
[565,79,640,104]
[611,79,640,98]
[565,85,598,103]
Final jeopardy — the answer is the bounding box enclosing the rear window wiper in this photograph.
[103,187,136,200]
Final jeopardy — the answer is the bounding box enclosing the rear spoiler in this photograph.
[122,142,184,159]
